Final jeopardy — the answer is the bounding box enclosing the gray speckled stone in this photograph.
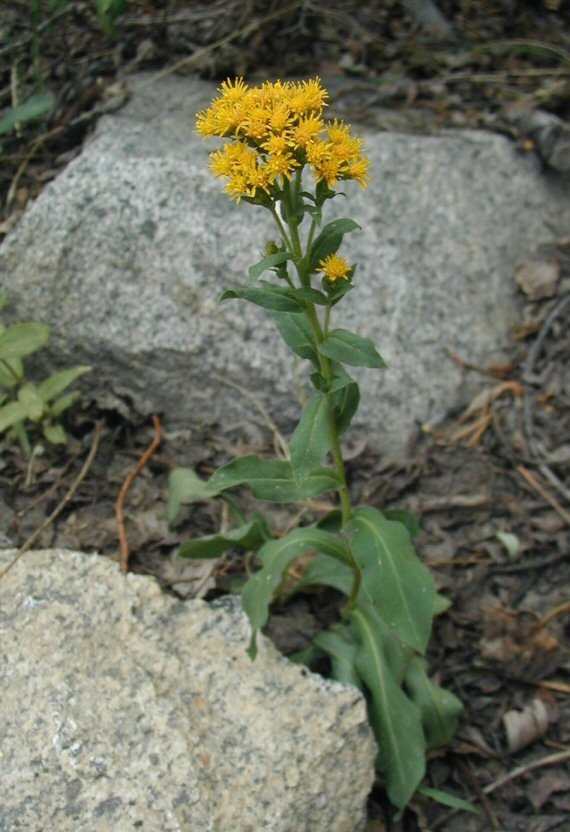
[1,74,569,453]
[0,548,375,832]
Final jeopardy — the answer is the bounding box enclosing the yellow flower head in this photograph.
[196,77,370,201]
[316,254,351,282]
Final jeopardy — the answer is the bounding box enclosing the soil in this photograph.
[1,3,569,830]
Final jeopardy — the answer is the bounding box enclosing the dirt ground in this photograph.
[1,2,569,830]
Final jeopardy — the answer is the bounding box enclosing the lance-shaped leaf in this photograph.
[38,366,91,404]
[319,328,387,369]
[417,786,480,816]
[0,93,55,136]
[347,507,435,653]
[242,527,350,658]
[0,400,27,432]
[208,456,340,502]
[248,251,292,283]
[177,516,272,560]
[293,288,328,306]
[51,391,81,417]
[0,356,23,389]
[314,626,363,690]
[272,312,319,364]
[43,422,67,445]
[168,456,341,524]
[289,392,333,484]
[0,323,50,360]
[309,218,360,271]
[18,382,44,421]
[221,282,301,312]
[351,604,425,809]
[404,657,463,749]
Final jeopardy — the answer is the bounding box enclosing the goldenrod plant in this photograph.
[0,292,90,454]
[168,78,462,809]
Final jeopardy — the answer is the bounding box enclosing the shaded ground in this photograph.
[1,2,569,830]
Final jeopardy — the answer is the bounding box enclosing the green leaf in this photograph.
[208,456,340,502]
[417,786,480,815]
[97,0,126,34]
[0,94,55,136]
[50,391,81,417]
[248,252,292,283]
[315,509,343,533]
[242,526,351,658]
[383,509,421,540]
[288,643,323,667]
[315,179,337,207]
[18,383,44,421]
[167,457,341,524]
[404,657,463,749]
[177,517,272,560]
[351,604,425,808]
[167,467,214,523]
[309,219,360,271]
[319,328,387,369]
[314,626,363,690]
[38,365,91,404]
[293,288,328,306]
[0,291,9,311]
[0,357,23,388]
[0,323,50,360]
[289,393,333,484]
[221,282,302,312]
[43,421,67,445]
[0,401,27,432]
[272,312,319,364]
[347,508,435,653]
[433,593,452,616]
[328,278,355,306]
[292,552,353,595]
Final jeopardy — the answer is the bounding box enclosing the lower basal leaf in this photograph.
[404,657,463,749]
[351,604,426,809]
[177,517,272,560]
[242,526,350,659]
[347,507,435,653]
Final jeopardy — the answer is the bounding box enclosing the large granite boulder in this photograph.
[0,548,375,831]
[1,75,569,453]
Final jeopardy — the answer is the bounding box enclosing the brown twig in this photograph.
[0,421,102,582]
[483,748,570,796]
[115,415,162,574]
[517,465,570,527]
[536,600,570,631]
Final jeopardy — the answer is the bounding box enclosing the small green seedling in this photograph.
[0,292,90,454]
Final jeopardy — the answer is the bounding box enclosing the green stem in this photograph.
[269,179,354,527]
[342,545,362,614]
[269,205,292,252]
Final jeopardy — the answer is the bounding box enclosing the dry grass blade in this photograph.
[0,421,102,582]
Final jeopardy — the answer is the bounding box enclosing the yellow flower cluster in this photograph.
[196,78,370,201]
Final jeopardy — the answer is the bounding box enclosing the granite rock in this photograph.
[1,74,569,454]
[0,548,375,832]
